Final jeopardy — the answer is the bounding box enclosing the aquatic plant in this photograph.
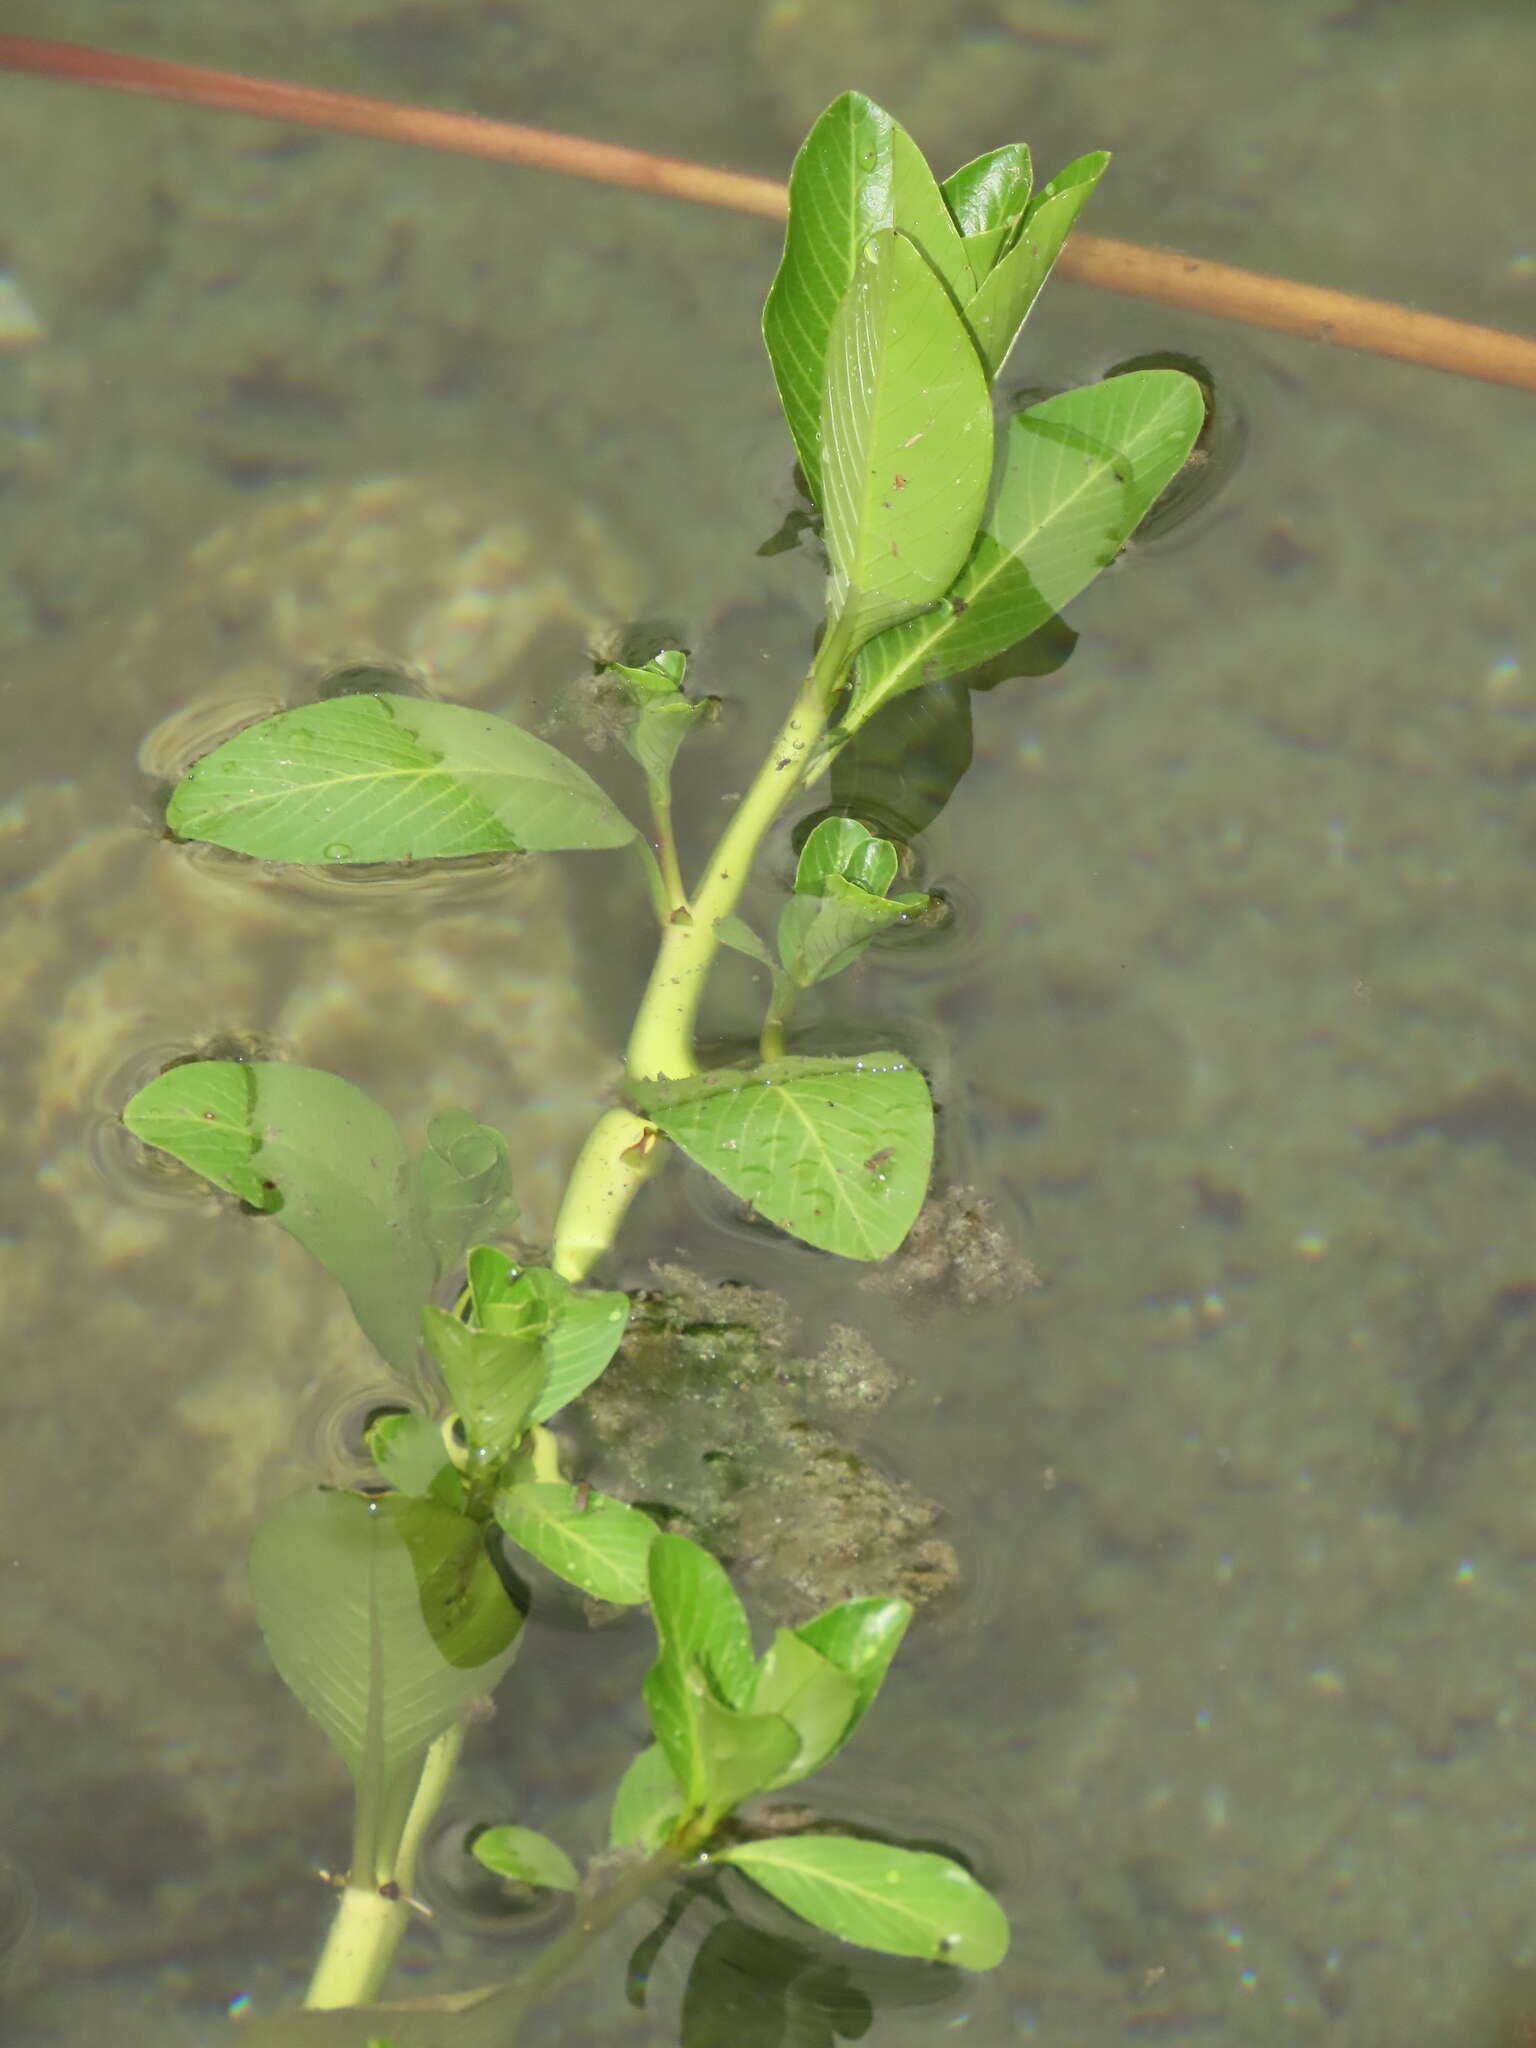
[123,93,1201,2041]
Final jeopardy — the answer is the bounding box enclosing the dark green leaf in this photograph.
[962,151,1108,379]
[421,1307,546,1463]
[716,1837,1008,1970]
[495,1481,657,1603]
[633,1055,933,1262]
[843,369,1204,730]
[412,1110,517,1278]
[123,1060,434,1373]
[762,93,977,512]
[681,1915,873,2048]
[471,1824,578,1891]
[167,692,635,862]
[821,229,992,653]
[828,678,972,841]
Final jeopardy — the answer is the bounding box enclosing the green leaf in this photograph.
[843,369,1204,731]
[123,1060,434,1373]
[166,692,635,862]
[603,651,713,787]
[762,92,976,511]
[714,912,774,970]
[609,1742,684,1851]
[471,1824,579,1892]
[821,228,992,654]
[716,1837,1009,1970]
[248,1490,521,1881]
[421,1307,547,1463]
[494,1481,657,1603]
[794,1596,911,1743]
[366,1410,462,1507]
[793,815,897,897]
[633,1055,933,1262]
[690,1686,800,1825]
[475,1266,630,1423]
[940,142,1032,242]
[647,1534,757,1709]
[778,818,925,990]
[412,1110,517,1278]
[961,151,1108,379]
[749,1631,862,1785]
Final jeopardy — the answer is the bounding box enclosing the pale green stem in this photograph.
[758,968,797,1063]
[304,1724,465,2011]
[644,767,687,918]
[549,1104,671,1284]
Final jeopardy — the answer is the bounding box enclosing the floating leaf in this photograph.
[843,369,1204,732]
[471,1824,579,1892]
[633,1055,933,1262]
[123,1060,434,1373]
[421,1307,547,1463]
[609,1742,684,1852]
[821,229,991,654]
[412,1110,517,1278]
[248,1490,521,1883]
[763,92,975,511]
[167,692,635,862]
[495,1481,657,1604]
[717,1837,1008,1970]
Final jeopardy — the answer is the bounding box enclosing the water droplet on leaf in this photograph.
[323,842,353,862]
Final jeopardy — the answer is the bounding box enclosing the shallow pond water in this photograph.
[2,3,1535,2044]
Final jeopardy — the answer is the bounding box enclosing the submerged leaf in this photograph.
[471,1824,579,1892]
[413,1110,517,1277]
[167,692,635,862]
[633,1055,933,1262]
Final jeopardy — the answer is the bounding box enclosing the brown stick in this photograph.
[3,35,1534,394]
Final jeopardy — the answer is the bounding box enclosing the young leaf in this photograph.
[716,1837,1009,1970]
[366,1410,462,1507]
[961,151,1109,379]
[647,1534,757,1711]
[412,1110,517,1278]
[166,692,635,862]
[471,1824,579,1892]
[821,228,992,654]
[495,1481,657,1604]
[940,142,1032,242]
[748,1630,863,1785]
[777,817,926,990]
[609,1742,684,1851]
[475,1266,631,1423]
[689,1685,801,1826]
[123,1060,434,1374]
[248,1489,522,1880]
[421,1307,547,1463]
[632,1055,933,1262]
[794,1596,911,1742]
[602,649,713,786]
[843,368,1205,732]
[762,92,976,511]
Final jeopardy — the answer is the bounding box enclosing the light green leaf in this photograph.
[762,92,977,511]
[476,1266,630,1423]
[494,1481,657,1604]
[691,1686,800,1825]
[940,142,1032,242]
[962,151,1108,379]
[716,1837,1009,1970]
[647,1534,757,1709]
[471,1824,579,1892]
[248,1489,521,1882]
[421,1307,546,1463]
[609,1742,684,1851]
[365,1410,462,1507]
[794,1596,911,1743]
[412,1110,517,1279]
[778,817,925,989]
[633,1055,933,1262]
[793,815,898,897]
[167,692,635,862]
[123,1060,434,1373]
[843,368,1205,731]
[749,1631,862,1785]
[821,228,992,654]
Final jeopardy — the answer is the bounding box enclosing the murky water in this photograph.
[3,2,1535,2042]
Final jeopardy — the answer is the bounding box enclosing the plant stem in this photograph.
[645,767,687,918]
[304,1724,465,2010]
[549,1104,670,1284]
[625,628,848,1086]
